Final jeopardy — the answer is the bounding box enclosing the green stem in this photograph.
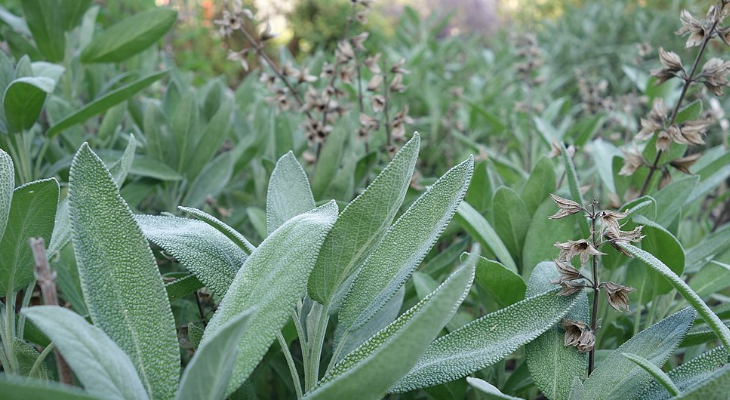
[16,279,36,340]
[28,342,54,378]
[588,203,599,376]
[305,302,329,392]
[4,285,19,373]
[292,308,310,369]
[278,332,303,399]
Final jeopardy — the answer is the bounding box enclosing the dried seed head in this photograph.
[555,239,605,266]
[552,259,585,283]
[321,63,335,79]
[391,58,410,75]
[364,53,382,73]
[651,48,684,85]
[598,210,629,237]
[619,150,644,176]
[367,73,383,92]
[700,58,730,96]
[561,319,595,352]
[600,282,636,312]
[390,73,406,92]
[371,94,386,112]
[676,10,705,47]
[555,279,586,296]
[282,62,299,78]
[350,32,369,52]
[227,49,251,71]
[354,10,369,25]
[604,226,645,255]
[548,194,584,219]
[336,40,355,64]
[259,21,278,42]
[359,112,379,131]
[669,152,701,174]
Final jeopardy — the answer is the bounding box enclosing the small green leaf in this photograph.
[60,0,91,30]
[520,157,556,216]
[522,197,576,279]
[391,289,580,392]
[651,176,699,227]
[467,377,526,400]
[48,70,168,137]
[0,178,58,294]
[108,135,136,186]
[0,149,13,244]
[685,163,730,206]
[561,143,590,237]
[22,0,65,62]
[306,251,479,400]
[181,151,233,208]
[136,214,247,296]
[23,306,149,400]
[187,99,232,181]
[622,353,679,397]
[80,8,177,63]
[580,308,695,400]
[310,124,347,199]
[308,134,419,306]
[69,143,179,400]
[689,261,730,298]
[621,243,730,353]
[455,201,517,273]
[685,224,730,274]
[202,201,338,395]
[474,256,526,307]
[0,376,103,400]
[267,151,316,234]
[165,274,204,302]
[3,77,55,132]
[13,338,47,379]
[176,310,253,400]
[179,206,256,255]
[188,323,204,351]
[493,187,531,262]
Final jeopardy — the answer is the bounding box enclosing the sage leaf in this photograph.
[0,148,13,246]
[620,243,730,352]
[455,201,517,273]
[391,288,580,392]
[0,178,58,294]
[520,156,556,216]
[467,377,526,400]
[3,77,55,132]
[638,347,729,400]
[266,151,316,234]
[80,8,177,63]
[579,307,695,400]
[622,353,679,397]
[13,338,47,379]
[108,135,136,186]
[136,214,247,297]
[474,256,526,307]
[306,250,479,400]
[22,306,149,400]
[0,376,103,400]
[308,134,419,306]
[561,143,590,237]
[179,206,256,254]
[176,310,253,400]
[525,262,588,400]
[181,151,233,209]
[202,201,338,395]
[336,156,473,353]
[673,364,730,400]
[21,0,65,62]
[69,143,179,400]
[652,176,698,227]
[493,186,531,261]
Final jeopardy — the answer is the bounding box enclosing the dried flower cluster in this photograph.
[548,195,643,362]
[513,33,545,114]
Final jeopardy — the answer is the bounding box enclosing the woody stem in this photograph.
[588,204,599,376]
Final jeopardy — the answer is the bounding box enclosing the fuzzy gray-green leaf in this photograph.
[337,156,473,349]
[0,178,58,294]
[621,243,730,352]
[23,306,149,400]
[179,206,256,255]
[455,201,517,273]
[579,307,695,400]
[525,261,588,400]
[622,353,678,397]
[467,377,526,400]
[308,134,419,305]
[202,201,338,395]
[673,364,730,400]
[69,143,179,400]
[136,214,247,296]
[391,288,580,392]
[0,376,103,400]
[638,347,729,400]
[267,151,316,234]
[0,149,12,243]
[306,250,478,400]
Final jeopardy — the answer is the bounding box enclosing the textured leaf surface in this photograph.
[337,157,473,348]
[176,310,252,400]
[474,256,526,307]
[0,178,58,293]
[202,201,338,395]
[455,201,517,272]
[673,364,730,400]
[467,377,525,400]
[23,306,149,400]
[522,197,576,279]
[579,308,695,400]
[80,8,177,63]
[267,151,316,234]
[391,288,580,392]
[13,338,47,379]
[308,134,419,305]
[525,262,588,400]
[621,243,730,352]
[622,353,678,397]
[179,206,256,254]
[0,149,12,242]
[306,251,478,400]
[0,377,102,400]
[638,347,729,400]
[136,214,247,296]
[69,143,179,400]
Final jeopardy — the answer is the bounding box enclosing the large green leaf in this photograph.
[684,224,730,274]
[0,149,13,246]
[625,216,684,296]
[638,347,729,400]
[622,353,679,397]
[651,176,699,227]
[80,8,177,63]
[21,0,65,62]
[179,206,256,254]
[455,201,517,272]
[308,134,419,305]
[187,99,232,181]
[335,156,473,356]
[579,308,695,400]
[474,256,526,307]
[47,70,168,137]
[305,251,478,400]
[181,151,233,208]
[520,156,556,216]
[621,243,730,352]
[23,306,149,400]
[69,143,179,400]
[673,364,730,400]
[202,201,338,395]
[136,214,247,296]
[522,196,576,279]
[391,289,580,392]
[3,77,55,132]
[266,151,316,234]
[0,178,58,294]
[493,187,531,262]
[176,310,253,400]
[525,262,588,400]
[0,376,102,400]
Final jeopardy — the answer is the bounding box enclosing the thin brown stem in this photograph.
[588,203,600,376]
[194,291,207,328]
[382,65,392,147]
[29,238,73,386]
[639,11,722,196]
